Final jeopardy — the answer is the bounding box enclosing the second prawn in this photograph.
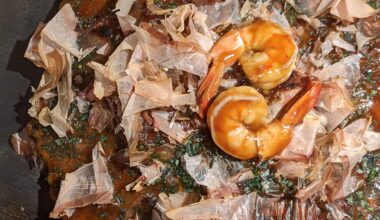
[197,20,298,116]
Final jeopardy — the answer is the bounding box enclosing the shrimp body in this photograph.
[207,81,321,160]
[198,20,298,116]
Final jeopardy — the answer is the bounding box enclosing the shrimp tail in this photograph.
[197,61,225,118]
[258,80,321,159]
[281,80,322,126]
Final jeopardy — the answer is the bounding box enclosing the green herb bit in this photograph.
[177,131,209,157]
[360,152,380,182]
[113,194,125,205]
[137,144,149,152]
[342,32,355,44]
[239,161,295,195]
[154,133,166,146]
[284,2,298,26]
[154,0,162,7]
[98,211,109,218]
[186,108,194,118]
[73,50,96,71]
[47,97,58,110]
[99,134,108,142]
[167,3,177,9]
[279,176,296,193]
[150,152,161,159]
[161,182,178,194]
[68,103,78,117]
[80,113,89,121]
[240,176,262,194]
[367,0,379,9]
[153,0,177,9]
[89,133,98,142]
[42,136,82,159]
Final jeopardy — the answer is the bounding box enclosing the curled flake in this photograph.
[156,192,196,213]
[115,0,137,34]
[199,0,241,29]
[116,75,134,111]
[50,142,114,218]
[329,0,376,22]
[151,111,190,143]
[312,54,361,85]
[278,113,323,161]
[135,78,196,107]
[88,34,137,100]
[24,22,46,68]
[316,80,354,131]
[296,119,380,201]
[134,25,209,77]
[166,192,257,220]
[275,160,308,178]
[161,4,215,52]
[287,0,376,22]
[10,129,38,169]
[88,102,115,132]
[183,154,239,198]
[88,62,117,100]
[41,4,88,57]
[120,111,148,166]
[326,31,355,52]
[35,53,74,137]
[136,159,166,186]
[123,93,162,117]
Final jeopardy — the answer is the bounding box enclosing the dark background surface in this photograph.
[0,0,59,219]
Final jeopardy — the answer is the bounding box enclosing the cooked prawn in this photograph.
[197,20,298,117]
[207,81,321,160]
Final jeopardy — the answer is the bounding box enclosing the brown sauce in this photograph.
[360,38,380,130]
